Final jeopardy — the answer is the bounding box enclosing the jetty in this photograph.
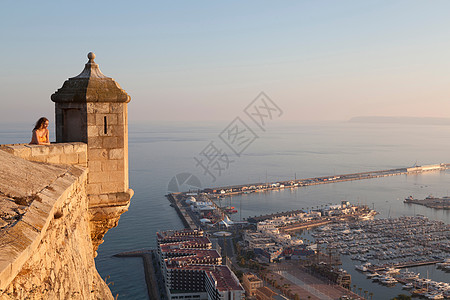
[367,260,442,272]
[404,195,450,210]
[202,163,450,197]
[114,249,163,300]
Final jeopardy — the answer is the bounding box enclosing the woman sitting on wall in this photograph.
[29,117,50,145]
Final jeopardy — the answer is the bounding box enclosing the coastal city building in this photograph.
[156,229,244,300]
[255,286,288,300]
[242,273,263,297]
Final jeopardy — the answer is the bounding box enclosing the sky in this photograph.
[1,1,450,125]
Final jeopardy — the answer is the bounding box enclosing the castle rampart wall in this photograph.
[0,143,87,167]
[0,158,113,299]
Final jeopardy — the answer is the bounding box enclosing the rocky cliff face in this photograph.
[0,150,114,299]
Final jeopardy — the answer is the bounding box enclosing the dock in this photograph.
[202,163,450,197]
[367,260,442,272]
[113,249,163,300]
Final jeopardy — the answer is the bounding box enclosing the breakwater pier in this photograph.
[113,250,163,300]
[367,260,442,273]
[202,163,450,197]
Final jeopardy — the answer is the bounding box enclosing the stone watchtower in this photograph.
[51,52,133,251]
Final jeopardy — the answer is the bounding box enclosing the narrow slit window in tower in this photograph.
[104,116,107,134]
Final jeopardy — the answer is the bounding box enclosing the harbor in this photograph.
[308,216,450,298]
[161,163,450,299]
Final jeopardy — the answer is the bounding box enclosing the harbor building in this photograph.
[156,229,244,300]
[242,273,263,297]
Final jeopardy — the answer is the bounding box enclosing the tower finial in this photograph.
[87,52,96,63]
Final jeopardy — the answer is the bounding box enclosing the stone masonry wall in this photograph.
[0,165,113,300]
[86,102,128,196]
[0,143,87,167]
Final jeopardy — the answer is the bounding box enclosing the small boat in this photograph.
[411,288,428,296]
[384,267,401,274]
[424,291,444,299]
[381,277,397,285]
[366,272,379,278]
[402,283,414,289]
[355,262,372,272]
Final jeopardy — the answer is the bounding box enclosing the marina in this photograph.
[308,216,450,298]
[164,165,450,299]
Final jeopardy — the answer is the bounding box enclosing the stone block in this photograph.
[63,144,74,154]
[94,103,110,114]
[47,145,64,156]
[88,136,103,149]
[87,114,96,126]
[109,148,123,160]
[96,114,106,126]
[102,160,117,171]
[87,125,99,137]
[37,192,57,208]
[60,153,78,165]
[86,102,95,113]
[30,197,53,216]
[29,145,50,156]
[68,165,86,178]
[86,183,102,195]
[46,155,61,164]
[88,149,108,160]
[108,114,118,125]
[117,114,124,125]
[30,155,47,163]
[100,182,122,194]
[110,104,123,114]
[0,254,13,291]
[117,137,124,148]
[7,145,31,158]
[78,153,87,164]
[72,142,87,153]
[117,159,125,171]
[111,125,124,136]
[88,172,108,184]
[21,203,49,232]
[108,171,124,183]
[102,137,118,149]
[88,160,102,172]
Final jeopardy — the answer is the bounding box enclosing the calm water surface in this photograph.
[1,121,449,299]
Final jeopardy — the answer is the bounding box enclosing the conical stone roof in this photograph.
[51,52,130,103]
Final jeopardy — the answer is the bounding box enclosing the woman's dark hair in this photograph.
[33,117,49,131]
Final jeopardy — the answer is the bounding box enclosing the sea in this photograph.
[1,120,449,300]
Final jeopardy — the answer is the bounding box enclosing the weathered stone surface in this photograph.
[0,161,114,299]
[51,54,130,104]
[0,151,67,198]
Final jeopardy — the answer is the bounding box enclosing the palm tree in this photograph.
[364,290,368,299]
[358,287,362,296]
[369,292,373,300]
[353,284,356,293]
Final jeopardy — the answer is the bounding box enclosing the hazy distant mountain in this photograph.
[349,116,450,125]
